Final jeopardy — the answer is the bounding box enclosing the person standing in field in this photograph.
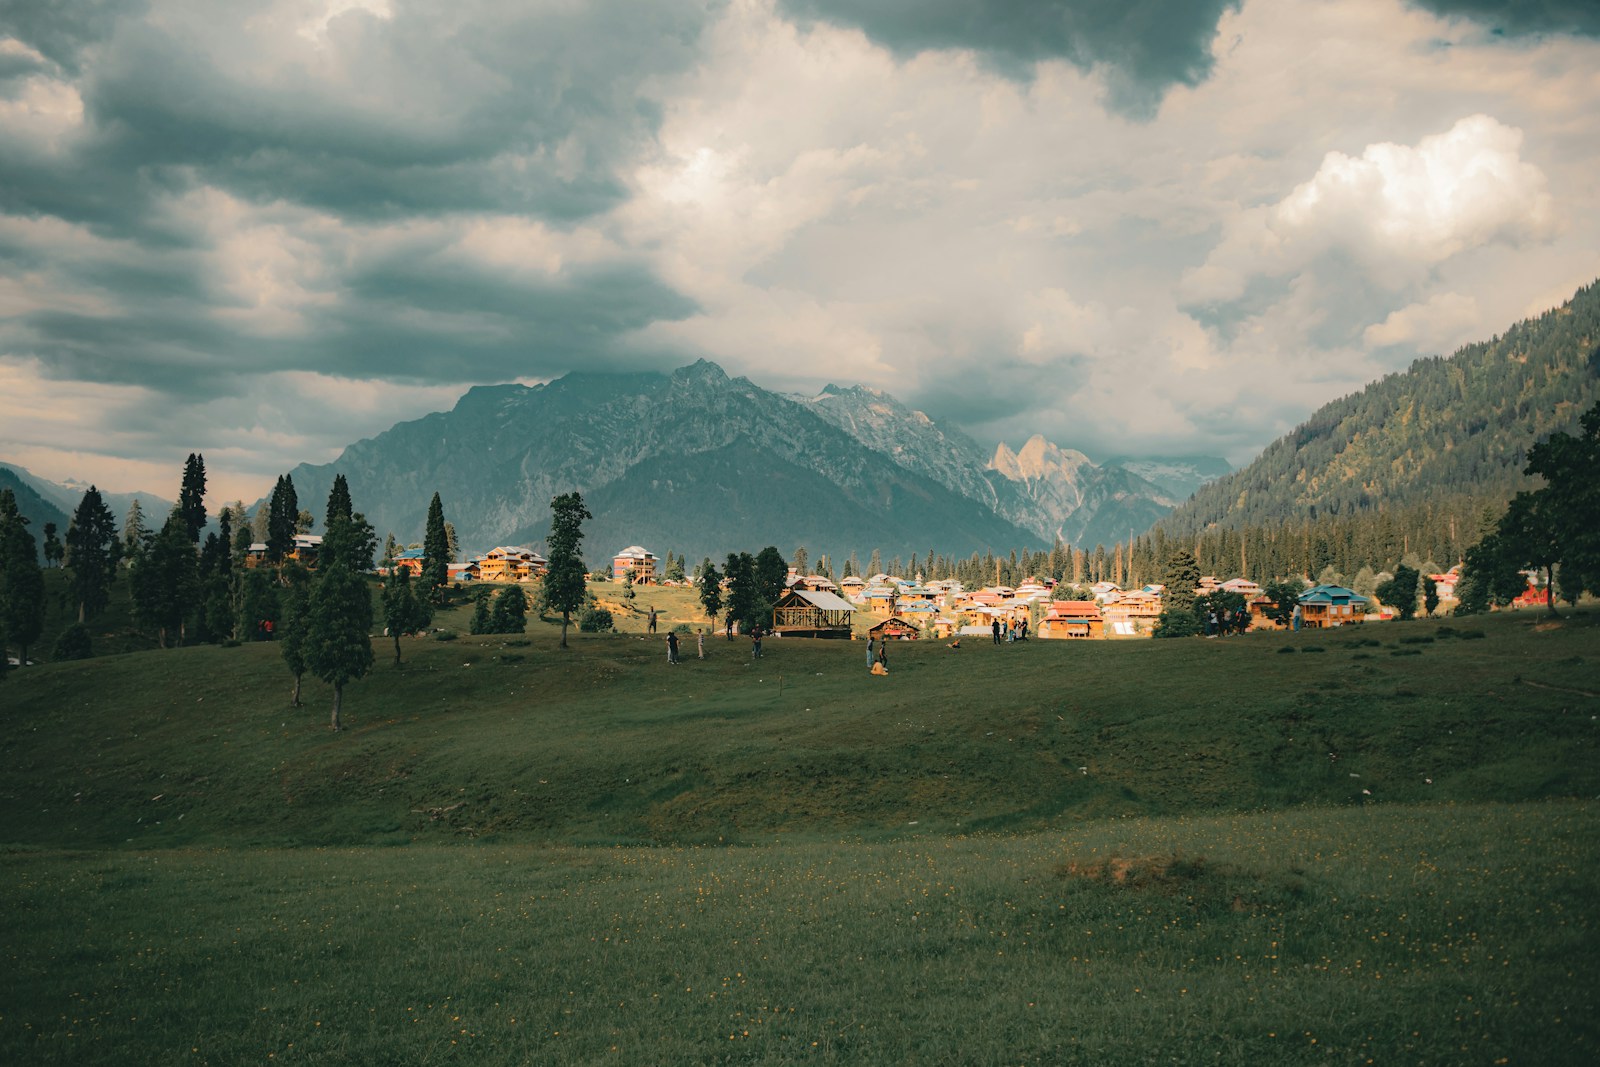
[751,623,763,659]
[991,618,1001,645]
[697,628,705,659]
[666,629,679,664]
[648,607,657,634]
[867,634,876,671]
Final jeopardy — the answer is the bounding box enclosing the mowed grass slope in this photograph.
[3,609,1597,849]
[3,609,1599,1065]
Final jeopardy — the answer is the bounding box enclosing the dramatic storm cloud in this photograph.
[2,0,1597,501]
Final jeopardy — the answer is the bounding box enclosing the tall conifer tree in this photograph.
[65,487,120,622]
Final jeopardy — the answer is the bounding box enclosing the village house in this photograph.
[612,546,657,584]
[387,547,424,576]
[869,616,923,642]
[1221,577,1263,597]
[245,533,325,569]
[1039,600,1104,639]
[863,583,900,616]
[478,546,548,582]
[1101,589,1162,636]
[770,587,855,638]
[1296,584,1369,628]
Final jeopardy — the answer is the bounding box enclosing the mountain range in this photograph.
[268,361,1223,566]
[1,463,174,563]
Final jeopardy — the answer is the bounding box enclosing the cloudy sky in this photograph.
[2,0,1597,503]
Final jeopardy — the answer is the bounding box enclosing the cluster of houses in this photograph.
[332,535,1523,639]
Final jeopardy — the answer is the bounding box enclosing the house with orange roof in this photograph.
[1039,600,1104,640]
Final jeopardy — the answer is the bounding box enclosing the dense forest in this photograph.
[1160,280,1600,536]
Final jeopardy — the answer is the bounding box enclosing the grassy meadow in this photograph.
[3,602,1598,1064]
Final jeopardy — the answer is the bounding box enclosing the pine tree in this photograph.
[279,568,310,705]
[179,452,207,542]
[266,476,298,565]
[0,490,46,666]
[698,560,722,624]
[753,546,787,609]
[65,487,121,622]
[469,591,492,635]
[122,499,147,558]
[305,559,373,731]
[129,508,198,648]
[382,568,431,665]
[42,522,62,568]
[444,522,459,563]
[792,545,809,576]
[543,492,591,649]
[421,493,450,602]
[489,586,528,634]
[723,552,758,633]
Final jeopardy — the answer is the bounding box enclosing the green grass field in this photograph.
[3,605,1598,1064]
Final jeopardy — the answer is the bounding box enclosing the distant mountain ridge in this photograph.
[1159,279,1600,536]
[791,385,1226,549]
[276,361,1043,565]
[268,361,1221,565]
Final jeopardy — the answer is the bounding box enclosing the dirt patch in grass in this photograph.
[1056,852,1310,915]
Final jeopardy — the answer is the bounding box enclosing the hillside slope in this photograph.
[1161,279,1600,534]
[2,611,1595,849]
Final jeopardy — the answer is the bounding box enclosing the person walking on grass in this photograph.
[751,623,764,659]
[648,607,658,634]
[697,628,705,659]
[666,629,679,664]
[867,634,876,672]
[991,618,1001,645]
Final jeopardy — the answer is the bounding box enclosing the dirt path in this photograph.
[1520,679,1600,699]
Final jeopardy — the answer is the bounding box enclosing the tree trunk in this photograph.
[1545,563,1560,617]
[292,671,303,707]
[331,684,343,731]
[157,625,168,650]
[393,632,403,666]
[561,611,570,649]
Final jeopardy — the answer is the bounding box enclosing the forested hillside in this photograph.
[1163,280,1600,535]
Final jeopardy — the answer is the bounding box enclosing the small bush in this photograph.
[1390,648,1423,657]
[1399,635,1434,645]
[51,623,93,661]
[503,639,531,648]
[1352,652,1372,660]
[433,630,458,642]
[578,607,614,633]
[1276,646,1297,654]
[1301,645,1325,653]
[672,622,694,635]
[1459,629,1487,640]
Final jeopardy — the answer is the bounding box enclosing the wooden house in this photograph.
[479,546,547,582]
[1101,590,1162,637]
[770,588,855,639]
[1039,600,1104,640]
[869,616,922,641]
[863,584,899,616]
[387,548,424,576]
[1297,584,1369,628]
[246,534,326,569]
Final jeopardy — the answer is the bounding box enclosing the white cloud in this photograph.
[1184,114,1557,303]
[1363,291,1481,349]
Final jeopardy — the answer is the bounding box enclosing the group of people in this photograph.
[866,634,890,675]
[1204,608,1251,637]
[665,624,763,663]
[664,626,708,664]
[991,617,1028,643]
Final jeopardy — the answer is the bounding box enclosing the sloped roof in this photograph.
[1298,584,1369,605]
[787,588,856,613]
